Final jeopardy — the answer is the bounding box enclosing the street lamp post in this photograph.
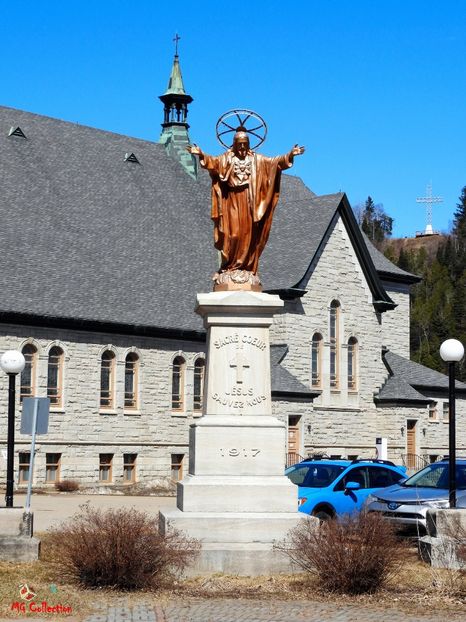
[440,339,465,509]
[0,350,25,508]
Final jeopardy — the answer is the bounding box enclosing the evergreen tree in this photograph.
[361,196,393,248]
[361,196,376,238]
[397,186,466,382]
[383,244,398,264]
[453,270,466,380]
[451,187,466,280]
[397,247,412,272]
[453,186,466,239]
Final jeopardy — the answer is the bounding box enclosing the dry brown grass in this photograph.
[0,540,465,618]
[0,557,96,619]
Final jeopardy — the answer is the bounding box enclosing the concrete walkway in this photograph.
[82,600,462,622]
[11,493,176,531]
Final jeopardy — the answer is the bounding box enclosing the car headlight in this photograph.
[427,499,449,509]
[366,494,379,505]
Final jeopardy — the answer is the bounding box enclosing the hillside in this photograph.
[380,231,466,382]
[383,234,447,265]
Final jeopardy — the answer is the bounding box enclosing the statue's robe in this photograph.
[199,150,293,274]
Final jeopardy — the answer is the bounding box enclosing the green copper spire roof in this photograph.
[164,55,187,96]
[159,46,196,179]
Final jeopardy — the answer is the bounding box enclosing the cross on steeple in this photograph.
[229,349,250,384]
[173,33,180,57]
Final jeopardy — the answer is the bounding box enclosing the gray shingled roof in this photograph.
[0,106,214,333]
[386,351,466,391]
[376,350,466,403]
[362,232,419,282]
[0,105,406,334]
[261,192,341,290]
[270,345,317,397]
[376,375,432,404]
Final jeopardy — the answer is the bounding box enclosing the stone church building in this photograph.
[0,54,465,488]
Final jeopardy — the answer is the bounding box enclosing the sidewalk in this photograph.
[11,494,176,532]
[82,599,462,622]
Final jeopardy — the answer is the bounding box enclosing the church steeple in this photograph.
[158,36,196,178]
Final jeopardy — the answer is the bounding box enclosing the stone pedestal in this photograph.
[0,508,40,561]
[160,291,314,575]
[419,508,466,569]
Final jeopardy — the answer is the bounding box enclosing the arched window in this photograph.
[100,350,115,409]
[20,344,37,401]
[329,301,340,389]
[47,346,64,407]
[311,333,323,388]
[193,358,205,411]
[171,356,185,411]
[124,353,139,409]
[348,337,358,391]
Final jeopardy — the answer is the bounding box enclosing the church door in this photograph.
[406,420,417,470]
[287,416,302,466]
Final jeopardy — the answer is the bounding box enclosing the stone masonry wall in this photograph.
[0,324,206,486]
[380,281,411,358]
[376,396,466,464]
[269,215,466,463]
[0,217,461,483]
[270,215,389,458]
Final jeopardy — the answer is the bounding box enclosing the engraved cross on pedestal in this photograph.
[229,349,250,384]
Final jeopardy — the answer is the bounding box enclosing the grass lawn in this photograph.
[0,543,465,619]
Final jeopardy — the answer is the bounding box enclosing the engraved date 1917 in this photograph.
[219,448,261,458]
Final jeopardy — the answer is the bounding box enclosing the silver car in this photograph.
[366,460,466,531]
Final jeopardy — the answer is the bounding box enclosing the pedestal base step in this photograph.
[0,536,40,561]
[161,509,308,543]
[183,542,297,576]
[178,475,298,512]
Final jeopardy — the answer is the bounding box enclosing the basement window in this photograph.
[19,452,31,483]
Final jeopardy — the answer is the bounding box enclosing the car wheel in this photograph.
[312,509,333,521]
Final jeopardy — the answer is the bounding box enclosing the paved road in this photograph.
[83,600,461,622]
[12,493,176,532]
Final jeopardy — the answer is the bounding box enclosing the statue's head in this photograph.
[232,128,250,160]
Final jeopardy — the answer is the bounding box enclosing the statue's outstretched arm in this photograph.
[275,144,305,170]
[186,144,204,157]
[187,144,221,174]
[288,144,305,161]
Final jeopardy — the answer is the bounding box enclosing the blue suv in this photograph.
[285,458,407,520]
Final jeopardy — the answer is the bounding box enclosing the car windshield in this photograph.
[403,462,466,489]
[288,463,346,488]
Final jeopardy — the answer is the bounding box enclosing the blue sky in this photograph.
[2,0,465,237]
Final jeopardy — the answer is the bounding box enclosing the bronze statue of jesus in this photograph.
[187,129,304,290]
